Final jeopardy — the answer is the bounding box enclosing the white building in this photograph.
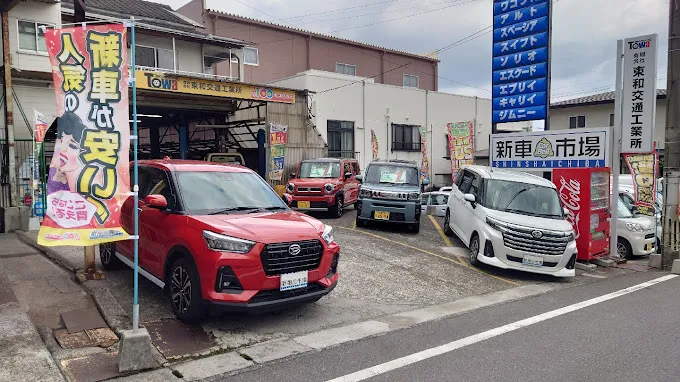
[270,70,529,187]
[550,90,667,171]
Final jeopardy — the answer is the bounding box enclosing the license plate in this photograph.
[646,243,654,251]
[280,271,308,291]
[374,211,390,220]
[297,201,310,209]
[522,255,544,267]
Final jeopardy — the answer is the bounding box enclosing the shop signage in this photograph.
[40,24,131,246]
[34,109,49,143]
[620,34,658,153]
[418,126,430,184]
[269,123,288,181]
[136,70,296,104]
[624,147,658,216]
[371,130,379,160]
[447,121,474,180]
[491,127,609,169]
[492,0,551,124]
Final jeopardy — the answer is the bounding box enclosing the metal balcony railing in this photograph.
[135,66,239,82]
[328,150,359,159]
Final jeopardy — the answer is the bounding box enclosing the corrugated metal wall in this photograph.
[266,92,327,187]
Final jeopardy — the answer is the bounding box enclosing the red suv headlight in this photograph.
[203,231,255,254]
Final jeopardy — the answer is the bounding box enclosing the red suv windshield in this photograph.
[176,171,287,214]
[299,162,341,178]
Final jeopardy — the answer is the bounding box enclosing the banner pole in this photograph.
[130,16,140,333]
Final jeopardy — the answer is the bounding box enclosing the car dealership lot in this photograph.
[23,209,639,363]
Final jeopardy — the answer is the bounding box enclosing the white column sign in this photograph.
[621,34,658,153]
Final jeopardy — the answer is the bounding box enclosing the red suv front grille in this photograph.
[260,240,324,276]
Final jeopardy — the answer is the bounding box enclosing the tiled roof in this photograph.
[207,10,439,62]
[61,0,198,32]
[551,89,667,108]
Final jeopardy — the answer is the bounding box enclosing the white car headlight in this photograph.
[322,225,335,245]
[203,231,255,254]
[625,222,644,232]
[286,183,295,193]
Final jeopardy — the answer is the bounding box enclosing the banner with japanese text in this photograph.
[39,24,130,246]
[447,121,474,181]
[34,110,49,144]
[33,109,50,219]
[269,123,287,181]
[418,126,430,184]
[371,130,379,161]
[624,148,658,216]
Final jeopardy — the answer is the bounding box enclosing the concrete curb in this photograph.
[116,283,555,382]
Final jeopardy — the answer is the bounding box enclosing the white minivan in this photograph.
[444,166,577,277]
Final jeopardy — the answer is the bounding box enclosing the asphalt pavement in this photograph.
[222,270,680,382]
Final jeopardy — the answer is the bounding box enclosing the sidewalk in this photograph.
[0,234,69,382]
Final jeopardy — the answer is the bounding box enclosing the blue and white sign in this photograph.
[492,0,550,124]
[490,128,609,169]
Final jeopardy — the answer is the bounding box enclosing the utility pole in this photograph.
[662,0,680,269]
[2,8,18,208]
[72,0,100,280]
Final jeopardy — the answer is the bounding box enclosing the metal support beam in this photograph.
[2,11,18,207]
[150,127,160,159]
[179,124,188,159]
[257,129,266,179]
[662,0,680,269]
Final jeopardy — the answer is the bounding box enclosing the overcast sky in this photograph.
[153,0,669,101]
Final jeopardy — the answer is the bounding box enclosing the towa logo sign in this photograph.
[627,39,652,50]
[558,176,581,240]
[142,72,178,90]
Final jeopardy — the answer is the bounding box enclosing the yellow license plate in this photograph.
[297,201,310,209]
[374,211,390,220]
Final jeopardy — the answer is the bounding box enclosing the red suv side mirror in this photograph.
[144,195,168,210]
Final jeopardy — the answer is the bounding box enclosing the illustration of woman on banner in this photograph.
[48,111,87,193]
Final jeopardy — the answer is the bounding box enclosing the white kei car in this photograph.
[615,195,656,259]
[444,166,577,277]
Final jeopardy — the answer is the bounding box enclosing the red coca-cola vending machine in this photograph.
[553,168,611,261]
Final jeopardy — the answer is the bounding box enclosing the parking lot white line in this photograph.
[325,274,678,382]
[427,215,453,248]
[339,227,519,286]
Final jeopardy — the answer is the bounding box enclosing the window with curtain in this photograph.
[18,20,47,52]
[392,124,421,151]
[335,63,356,76]
[243,47,259,65]
[403,74,419,88]
[327,121,355,158]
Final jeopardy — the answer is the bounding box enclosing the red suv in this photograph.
[287,158,360,218]
[99,160,339,323]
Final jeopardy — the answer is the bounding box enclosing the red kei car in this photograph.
[99,160,339,323]
[286,158,360,218]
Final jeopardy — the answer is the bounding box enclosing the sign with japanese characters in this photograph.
[135,70,296,104]
[371,130,379,160]
[624,149,658,216]
[269,123,287,181]
[492,0,551,124]
[39,24,130,246]
[447,122,475,180]
[418,126,430,184]
[34,109,49,143]
[621,34,658,153]
[491,127,608,169]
